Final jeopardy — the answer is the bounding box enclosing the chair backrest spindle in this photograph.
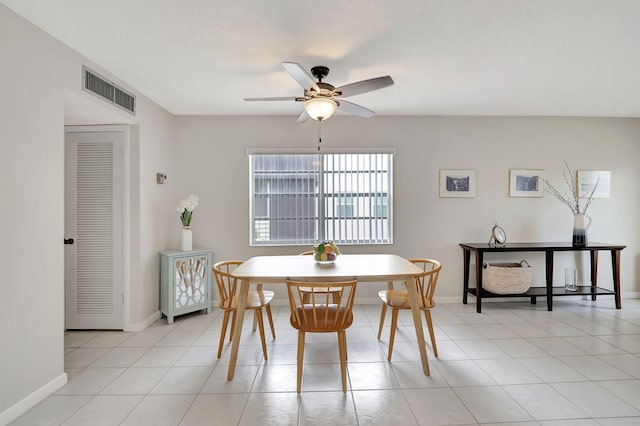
[286,280,357,331]
[408,259,441,309]
[213,260,245,309]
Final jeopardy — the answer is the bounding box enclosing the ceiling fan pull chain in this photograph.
[317,120,322,151]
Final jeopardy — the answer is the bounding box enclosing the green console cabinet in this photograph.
[160,249,212,324]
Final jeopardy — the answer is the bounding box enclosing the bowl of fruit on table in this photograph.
[312,242,340,265]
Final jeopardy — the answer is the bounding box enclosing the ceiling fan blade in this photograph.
[296,110,310,124]
[337,100,375,118]
[243,96,303,101]
[333,76,394,98]
[282,62,320,92]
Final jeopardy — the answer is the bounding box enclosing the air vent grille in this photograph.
[82,66,136,115]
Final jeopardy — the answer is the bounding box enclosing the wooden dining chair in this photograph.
[377,258,442,360]
[298,251,343,304]
[285,279,357,393]
[213,260,276,360]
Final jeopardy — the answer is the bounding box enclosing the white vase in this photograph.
[572,213,592,247]
[181,227,192,251]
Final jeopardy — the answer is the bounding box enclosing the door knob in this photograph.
[64,238,74,245]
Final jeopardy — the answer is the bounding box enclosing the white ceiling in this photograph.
[4,0,640,118]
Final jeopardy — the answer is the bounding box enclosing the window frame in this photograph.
[248,147,395,246]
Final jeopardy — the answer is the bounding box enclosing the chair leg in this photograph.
[344,331,348,361]
[377,304,387,340]
[297,331,305,393]
[338,331,348,393]
[265,304,276,339]
[388,308,399,361]
[255,309,268,361]
[229,311,237,342]
[424,310,438,358]
[218,311,231,359]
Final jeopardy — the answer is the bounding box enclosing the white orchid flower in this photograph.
[177,194,199,226]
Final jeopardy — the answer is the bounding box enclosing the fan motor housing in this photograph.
[312,82,335,95]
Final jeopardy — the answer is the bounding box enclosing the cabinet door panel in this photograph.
[174,256,209,309]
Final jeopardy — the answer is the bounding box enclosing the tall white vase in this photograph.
[181,227,192,251]
[572,214,591,247]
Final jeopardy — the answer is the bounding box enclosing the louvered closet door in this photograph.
[65,130,124,329]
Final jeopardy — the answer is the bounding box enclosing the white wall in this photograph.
[173,116,640,302]
[0,7,67,419]
[130,97,178,325]
[0,5,175,421]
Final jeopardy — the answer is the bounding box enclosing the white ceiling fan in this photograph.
[244,62,394,123]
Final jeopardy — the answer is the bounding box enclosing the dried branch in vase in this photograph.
[544,161,599,215]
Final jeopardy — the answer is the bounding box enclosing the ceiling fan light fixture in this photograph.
[304,97,337,121]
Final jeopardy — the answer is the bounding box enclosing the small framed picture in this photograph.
[577,170,610,199]
[439,169,476,198]
[509,169,545,197]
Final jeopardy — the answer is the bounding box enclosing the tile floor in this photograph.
[11,297,640,425]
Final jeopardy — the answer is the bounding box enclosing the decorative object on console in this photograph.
[181,227,192,251]
[489,223,506,246]
[564,267,578,291]
[177,194,199,251]
[312,241,340,264]
[482,260,532,295]
[544,162,599,247]
[571,213,592,247]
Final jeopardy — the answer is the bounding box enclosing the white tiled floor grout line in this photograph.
[10,298,640,425]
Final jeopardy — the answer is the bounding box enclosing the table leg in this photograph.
[590,251,598,301]
[227,279,250,380]
[611,249,622,309]
[545,251,554,311]
[252,283,263,331]
[475,251,483,313]
[462,249,470,304]
[405,275,430,376]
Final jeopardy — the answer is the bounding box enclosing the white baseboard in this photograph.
[434,296,463,304]
[124,310,161,332]
[0,372,67,426]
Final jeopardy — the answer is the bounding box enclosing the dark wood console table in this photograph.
[460,242,625,313]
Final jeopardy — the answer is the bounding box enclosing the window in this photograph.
[336,196,354,217]
[250,150,393,246]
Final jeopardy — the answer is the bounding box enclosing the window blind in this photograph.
[250,151,393,246]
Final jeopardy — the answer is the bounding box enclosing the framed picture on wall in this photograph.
[509,169,545,197]
[439,169,476,198]
[577,170,610,198]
